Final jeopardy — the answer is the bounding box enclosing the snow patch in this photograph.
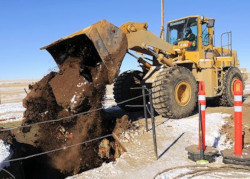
[73,113,232,178]
[102,94,116,108]
[0,102,25,115]
[70,95,76,104]
[105,94,114,100]
[0,102,24,123]
[0,140,12,169]
[77,83,84,88]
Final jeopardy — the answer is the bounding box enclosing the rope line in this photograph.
[0,92,150,166]
[3,134,112,163]
[0,93,149,132]
[1,168,15,178]
[154,164,250,179]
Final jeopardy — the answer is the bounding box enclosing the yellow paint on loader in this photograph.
[42,15,247,103]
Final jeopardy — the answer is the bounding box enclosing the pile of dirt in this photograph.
[207,97,250,150]
[219,104,250,149]
[2,37,128,178]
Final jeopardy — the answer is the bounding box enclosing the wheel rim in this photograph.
[231,77,239,96]
[175,81,191,106]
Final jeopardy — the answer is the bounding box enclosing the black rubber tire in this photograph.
[113,70,144,111]
[218,67,243,106]
[152,66,197,119]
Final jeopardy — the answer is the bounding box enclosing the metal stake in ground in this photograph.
[149,89,158,159]
[198,103,205,160]
[142,85,149,131]
[196,103,208,165]
[24,88,28,94]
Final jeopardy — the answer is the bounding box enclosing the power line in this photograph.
[0,93,149,132]
[0,106,104,132]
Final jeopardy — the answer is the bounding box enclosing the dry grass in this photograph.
[0,79,38,104]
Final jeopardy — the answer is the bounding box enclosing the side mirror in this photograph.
[207,19,215,28]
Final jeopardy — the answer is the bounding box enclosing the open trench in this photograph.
[0,31,130,178]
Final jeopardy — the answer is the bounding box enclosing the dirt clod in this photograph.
[113,115,132,136]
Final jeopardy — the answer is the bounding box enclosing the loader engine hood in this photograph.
[41,20,128,84]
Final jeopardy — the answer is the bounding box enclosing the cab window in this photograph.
[167,17,198,51]
[169,29,178,45]
[202,23,209,46]
[185,19,198,51]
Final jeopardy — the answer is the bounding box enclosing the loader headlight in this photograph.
[178,42,188,47]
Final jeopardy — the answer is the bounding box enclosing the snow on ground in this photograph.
[244,74,250,94]
[0,79,37,84]
[0,102,25,122]
[71,113,232,179]
[0,79,35,104]
[244,84,250,94]
[0,93,26,103]
[0,103,24,170]
[0,102,25,115]
[0,86,27,92]
[103,94,116,109]
[0,140,12,169]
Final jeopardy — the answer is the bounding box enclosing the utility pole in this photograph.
[160,0,165,40]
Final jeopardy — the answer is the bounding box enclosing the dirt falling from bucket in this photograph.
[19,46,123,176]
[0,21,130,178]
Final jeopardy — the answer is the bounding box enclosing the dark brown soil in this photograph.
[218,104,250,150]
[21,55,109,176]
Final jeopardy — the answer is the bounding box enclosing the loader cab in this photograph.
[167,17,198,51]
[166,15,215,62]
[167,16,218,98]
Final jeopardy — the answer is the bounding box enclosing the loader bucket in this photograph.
[41,20,128,83]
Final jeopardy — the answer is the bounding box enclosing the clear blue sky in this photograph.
[0,0,249,79]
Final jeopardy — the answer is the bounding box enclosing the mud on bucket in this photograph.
[41,20,128,84]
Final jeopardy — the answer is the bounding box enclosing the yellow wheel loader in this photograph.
[42,8,247,119]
